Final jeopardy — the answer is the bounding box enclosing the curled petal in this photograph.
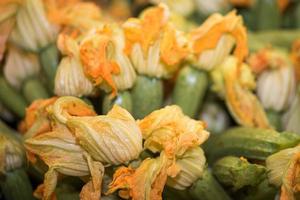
[189,10,248,68]
[67,105,143,165]
[52,96,96,124]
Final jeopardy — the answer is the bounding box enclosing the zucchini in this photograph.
[173,66,208,118]
[296,2,300,28]
[206,127,300,162]
[0,169,35,200]
[131,75,163,119]
[39,43,59,92]
[0,76,27,118]
[253,0,281,30]
[266,109,282,131]
[188,168,232,200]
[22,77,49,103]
[102,91,132,114]
[213,156,266,191]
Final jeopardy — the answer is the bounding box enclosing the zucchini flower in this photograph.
[0,0,21,61]
[122,3,188,78]
[25,123,104,200]
[79,24,137,97]
[266,145,300,200]
[248,47,296,112]
[9,0,58,52]
[54,34,94,97]
[108,105,209,199]
[188,10,248,71]
[150,0,195,17]
[66,104,143,165]
[214,56,270,128]
[229,0,254,7]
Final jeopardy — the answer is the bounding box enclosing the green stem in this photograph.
[102,90,133,114]
[0,76,27,118]
[0,169,35,200]
[266,109,282,131]
[22,77,50,103]
[131,75,163,119]
[39,43,59,92]
[172,66,208,118]
[188,168,232,200]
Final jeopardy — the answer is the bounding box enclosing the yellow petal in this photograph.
[189,10,248,67]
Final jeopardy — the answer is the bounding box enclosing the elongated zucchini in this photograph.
[173,66,208,118]
[131,75,163,119]
[0,169,35,200]
[39,43,59,92]
[253,0,280,30]
[22,77,49,103]
[0,76,27,118]
[206,127,300,162]
[213,156,266,191]
[102,91,132,114]
[188,168,232,200]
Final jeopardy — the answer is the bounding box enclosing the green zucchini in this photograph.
[39,43,59,92]
[102,91,132,114]
[253,0,281,30]
[131,75,163,119]
[206,127,300,162]
[266,109,282,131]
[213,156,266,191]
[173,66,208,118]
[0,169,35,200]
[188,168,232,200]
[22,77,49,103]
[295,2,300,28]
[0,76,27,118]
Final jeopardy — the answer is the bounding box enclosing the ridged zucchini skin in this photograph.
[206,127,300,162]
[131,75,163,119]
[0,169,35,200]
[102,91,133,114]
[0,76,27,118]
[253,0,281,30]
[172,66,208,118]
[189,168,232,200]
[213,156,266,191]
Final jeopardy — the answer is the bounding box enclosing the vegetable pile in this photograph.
[0,0,300,200]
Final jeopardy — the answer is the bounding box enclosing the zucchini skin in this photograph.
[22,77,49,103]
[213,156,266,191]
[0,169,35,200]
[254,0,281,30]
[173,66,208,118]
[131,75,163,119]
[189,168,232,200]
[0,76,27,118]
[206,127,300,162]
[102,91,133,114]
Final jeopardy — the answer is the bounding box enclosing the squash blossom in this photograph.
[107,105,209,200]
[229,0,254,7]
[150,0,195,17]
[79,24,137,97]
[212,56,270,128]
[194,0,231,16]
[291,39,300,82]
[188,10,248,71]
[266,145,300,200]
[54,34,94,97]
[248,47,296,112]
[122,3,188,78]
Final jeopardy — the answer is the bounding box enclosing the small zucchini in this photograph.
[172,65,208,118]
[102,91,133,114]
[131,75,163,119]
[206,127,300,162]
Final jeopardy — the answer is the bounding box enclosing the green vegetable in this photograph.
[266,109,282,131]
[22,77,49,103]
[213,156,266,191]
[131,75,163,119]
[39,43,59,92]
[189,168,232,200]
[253,0,281,30]
[0,169,35,200]
[0,76,27,118]
[295,2,300,28]
[173,66,208,118]
[102,91,132,114]
[206,127,300,162]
